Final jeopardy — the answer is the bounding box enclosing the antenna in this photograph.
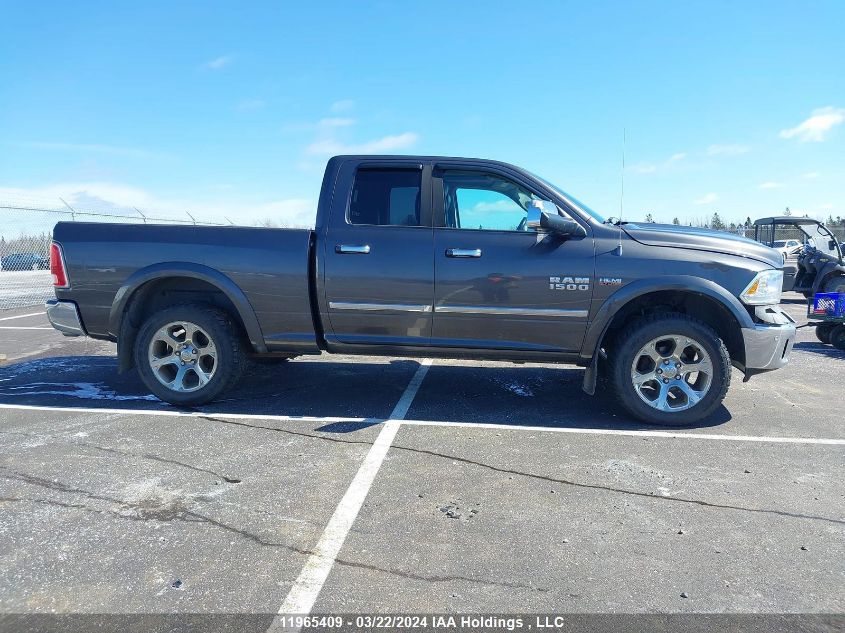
[620,127,626,220]
[613,128,625,256]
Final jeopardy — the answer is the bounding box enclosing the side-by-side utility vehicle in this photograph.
[47,155,795,425]
[753,216,844,297]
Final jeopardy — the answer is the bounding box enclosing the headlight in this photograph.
[740,269,783,305]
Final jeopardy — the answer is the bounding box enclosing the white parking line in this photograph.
[400,419,845,445]
[0,326,53,330]
[0,403,371,425]
[0,312,45,322]
[271,359,433,627]
[0,402,842,445]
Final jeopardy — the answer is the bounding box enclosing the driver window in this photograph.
[442,170,544,232]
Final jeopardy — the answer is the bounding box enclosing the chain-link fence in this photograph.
[0,203,226,311]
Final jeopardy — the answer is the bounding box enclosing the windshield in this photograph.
[798,223,841,258]
[773,240,787,247]
[531,172,606,223]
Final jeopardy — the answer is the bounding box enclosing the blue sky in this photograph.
[1,1,843,227]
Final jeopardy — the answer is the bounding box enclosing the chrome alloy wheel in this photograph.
[147,321,218,392]
[630,334,713,412]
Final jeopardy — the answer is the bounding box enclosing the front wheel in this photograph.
[607,313,731,426]
[134,304,245,406]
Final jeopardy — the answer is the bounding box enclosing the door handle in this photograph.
[445,248,482,258]
[336,244,371,254]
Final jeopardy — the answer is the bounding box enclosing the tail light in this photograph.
[50,242,69,288]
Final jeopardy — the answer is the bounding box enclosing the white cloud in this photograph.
[802,172,819,179]
[758,181,784,189]
[628,162,657,174]
[203,55,232,70]
[235,99,266,111]
[780,106,845,142]
[306,132,419,156]
[694,193,719,205]
[317,117,355,128]
[330,99,355,113]
[15,141,166,160]
[469,200,520,213]
[706,144,750,156]
[628,152,685,175]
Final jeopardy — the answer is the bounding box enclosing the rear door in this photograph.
[323,162,434,346]
[432,166,594,352]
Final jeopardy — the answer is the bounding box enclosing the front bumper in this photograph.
[741,306,795,372]
[45,299,85,337]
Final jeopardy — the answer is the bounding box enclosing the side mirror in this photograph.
[527,200,586,238]
[525,200,548,230]
[540,212,586,238]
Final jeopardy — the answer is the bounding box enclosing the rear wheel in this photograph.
[816,323,836,344]
[134,304,245,406]
[608,313,731,426]
[830,325,845,351]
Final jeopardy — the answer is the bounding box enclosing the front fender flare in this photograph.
[580,276,753,394]
[109,262,267,354]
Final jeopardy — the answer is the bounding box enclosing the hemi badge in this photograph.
[599,277,623,286]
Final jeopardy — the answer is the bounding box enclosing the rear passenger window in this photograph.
[348,169,422,226]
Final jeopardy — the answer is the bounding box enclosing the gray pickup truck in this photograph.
[46,155,795,425]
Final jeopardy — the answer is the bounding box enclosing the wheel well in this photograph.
[601,290,745,366]
[117,277,248,372]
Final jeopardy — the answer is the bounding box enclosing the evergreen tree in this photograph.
[644,213,655,223]
[672,217,680,225]
[711,212,726,230]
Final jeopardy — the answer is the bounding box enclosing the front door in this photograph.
[432,168,594,352]
[323,165,434,346]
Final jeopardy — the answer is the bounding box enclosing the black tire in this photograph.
[607,313,731,426]
[831,325,845,351]
[822,275,845,295]
[816,323,836,344]
[134,304,245,406]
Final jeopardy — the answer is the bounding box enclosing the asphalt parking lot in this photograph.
[0,295,843,628]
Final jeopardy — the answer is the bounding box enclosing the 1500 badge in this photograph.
[549,276,590,291]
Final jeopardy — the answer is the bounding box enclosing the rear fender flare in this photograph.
[110,262,267,354]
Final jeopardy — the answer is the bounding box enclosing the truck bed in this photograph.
[53,222,320,353]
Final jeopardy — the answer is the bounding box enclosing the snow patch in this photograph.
[502,382,534,397]
[2,381,158,401]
